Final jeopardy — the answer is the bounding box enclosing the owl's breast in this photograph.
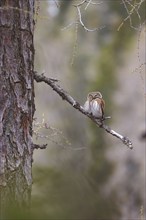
[91,99,102,118]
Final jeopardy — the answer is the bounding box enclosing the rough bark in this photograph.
[0,0,35,216]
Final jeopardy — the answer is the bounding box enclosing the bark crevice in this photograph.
[0,0,35,215]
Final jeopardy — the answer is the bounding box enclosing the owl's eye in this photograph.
[89,94,93,99]
[95,93,102,98]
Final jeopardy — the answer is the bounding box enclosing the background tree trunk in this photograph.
[0,0,35,217]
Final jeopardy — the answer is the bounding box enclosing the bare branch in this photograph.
[62,0,104,32]
[85,0,92,10]
[76,5,98,32]
[61,21,78,31]
[85,0,103,10]
[34,72,133,150]
[75,5,105,32]
[75,0,86,7]
[122,0,142,30]
[33,144,47,150]
[117,0,145,31]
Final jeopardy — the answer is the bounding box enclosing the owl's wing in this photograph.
[101,99,105,117]
[83,100,91,113]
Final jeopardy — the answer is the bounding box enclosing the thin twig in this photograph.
[34,72,133,150]
[84,0,103,10]
[117,0,145,31]
[61,21,78,31]
[33,143,47,150]
[85,0,92,10]
[122,0,142,30]
[75,5,105,32]
[62,0,104,32]
[86,0,103,6]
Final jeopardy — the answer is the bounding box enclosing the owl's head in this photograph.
[87,91,102,100]
[93,91,102,99]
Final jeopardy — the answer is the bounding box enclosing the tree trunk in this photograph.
[0,0,35,217]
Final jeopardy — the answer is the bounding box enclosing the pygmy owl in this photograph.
[84,91,105,119]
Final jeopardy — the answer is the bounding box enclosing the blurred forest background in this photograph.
[31,0,145,219]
